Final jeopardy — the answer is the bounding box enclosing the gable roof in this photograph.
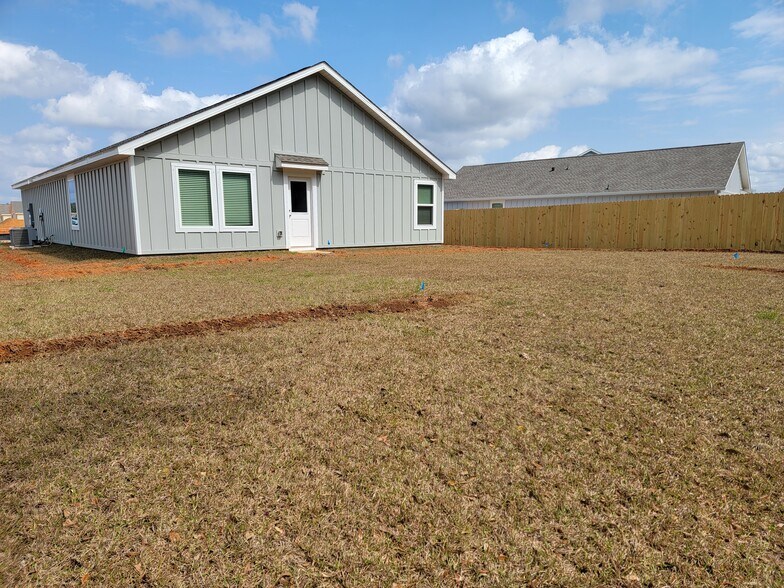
[445,142,749,201]
[13,62,455,190]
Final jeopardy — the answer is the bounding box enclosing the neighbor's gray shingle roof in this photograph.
[445,142,745,201]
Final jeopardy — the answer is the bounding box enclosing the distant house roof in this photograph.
[0,201,23,214]
[445,142,749,201]
[13,62,455,190]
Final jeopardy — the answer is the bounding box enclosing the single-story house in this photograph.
[12,62,455,254]
[445,142,751,210]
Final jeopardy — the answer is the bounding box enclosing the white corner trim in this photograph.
[414,179,437,230]
[216,165,259,232]
[127,157,143,254]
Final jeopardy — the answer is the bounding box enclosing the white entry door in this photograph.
[287,178,313,248]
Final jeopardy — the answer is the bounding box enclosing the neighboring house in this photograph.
[0,201,23,221]
[445,142,751,210]
[12,62,455,255]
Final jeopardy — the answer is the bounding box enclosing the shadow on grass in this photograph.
[31,243,130,263]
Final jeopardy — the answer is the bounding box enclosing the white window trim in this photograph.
[216,165,258,232]
[67,174,79,231]
[491,201,504,209]
[414,179,437,230]
[172,162,219,233]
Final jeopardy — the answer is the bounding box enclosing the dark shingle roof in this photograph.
[274,153,329,167]
[445,142,745,200]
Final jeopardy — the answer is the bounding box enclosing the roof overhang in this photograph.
[12,152,129,190]
[13,62,455,190]
[274,153,329,172]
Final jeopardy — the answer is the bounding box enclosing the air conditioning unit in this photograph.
[10,227,36,248]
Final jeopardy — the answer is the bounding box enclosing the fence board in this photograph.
[444,193,784,252]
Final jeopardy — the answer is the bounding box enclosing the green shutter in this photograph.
[178,169,212,226]
[417,184,434,204]
[222,172,253,227]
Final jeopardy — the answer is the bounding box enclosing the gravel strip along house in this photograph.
[12,62,455,255]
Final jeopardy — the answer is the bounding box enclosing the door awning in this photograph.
[274,153,329,172]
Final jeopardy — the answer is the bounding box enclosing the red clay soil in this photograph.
[710,264,784,275]
[0,295,458,363]
[0,218,24,236]
[1,245,483,282]
[1,249,281,281]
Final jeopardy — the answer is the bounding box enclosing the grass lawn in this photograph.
[0,243,782,586]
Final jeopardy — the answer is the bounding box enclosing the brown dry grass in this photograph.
[1,243,782,586]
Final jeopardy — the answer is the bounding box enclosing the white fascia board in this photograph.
[447,187,722,203]
[737,143,751,192]
[116,65,321,153]
[279,163,329,172]
[316,66,456,180]
[12,149,124,190]
[14,63,456,188]
[122,63,455,179]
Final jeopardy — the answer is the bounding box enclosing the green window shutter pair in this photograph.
[178,169,253,228]
[221,172,253,227]
[417,184,434,226]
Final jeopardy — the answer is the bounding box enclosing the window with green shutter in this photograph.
[415,182,435,228]
[221,172,253,227]
[178,168,213,227]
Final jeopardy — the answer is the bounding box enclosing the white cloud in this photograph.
[41,71,228,130]
[738,65,784,89]
[513,144,591,161]
[732,8,784,45]
[387,27,716,163]
[282,2,319,42]
[748,141,784,192]
[387,53,404,68]
[0,40,89,98]
[562,0,675,27]
[1,125,92,188]
[495,1,516,22]
[123,0,318,57]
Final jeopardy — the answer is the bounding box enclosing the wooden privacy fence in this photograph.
[444,192,784,252]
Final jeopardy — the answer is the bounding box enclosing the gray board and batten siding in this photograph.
[133,73,442,254]
[443,190,717,210]
[21,161,137,253]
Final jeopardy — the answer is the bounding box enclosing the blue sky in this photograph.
[1,0,783,202]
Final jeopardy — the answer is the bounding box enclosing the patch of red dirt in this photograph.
[0,295,459,363]
[710,265,784,275]
[3,252,281,281]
